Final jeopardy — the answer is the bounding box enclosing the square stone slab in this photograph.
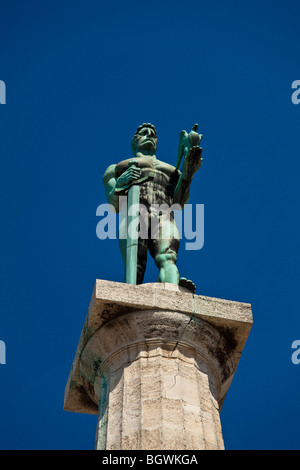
[64,280,253,414]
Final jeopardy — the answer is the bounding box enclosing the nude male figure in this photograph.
[103,123,202,291]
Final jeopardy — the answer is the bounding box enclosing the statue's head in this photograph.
[131,123,157,156]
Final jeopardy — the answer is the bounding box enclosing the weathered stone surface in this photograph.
[64,279,253,450]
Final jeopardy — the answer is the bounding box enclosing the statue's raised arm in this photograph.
[173,123,203,207]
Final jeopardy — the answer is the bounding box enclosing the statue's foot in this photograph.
[179,277,196,293]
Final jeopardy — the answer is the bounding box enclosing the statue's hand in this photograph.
[116,165,141,189]
[181,146,203,181]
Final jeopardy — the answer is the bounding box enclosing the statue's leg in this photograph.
[118,236,127,283]
[150,218,180,285]
[137,238,148,284]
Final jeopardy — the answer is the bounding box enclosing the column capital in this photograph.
[64,280,253,450]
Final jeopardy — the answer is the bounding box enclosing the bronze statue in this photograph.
[103,123,203,292]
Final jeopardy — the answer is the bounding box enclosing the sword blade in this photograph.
[125,182,140,285]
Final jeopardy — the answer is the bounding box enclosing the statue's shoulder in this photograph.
[103,164,117,185]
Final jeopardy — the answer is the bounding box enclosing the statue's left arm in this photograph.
[173,146,203,207]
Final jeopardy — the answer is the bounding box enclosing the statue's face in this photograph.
[133,126,157,155]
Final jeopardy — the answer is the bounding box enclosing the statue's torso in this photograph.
[115,156,180,207]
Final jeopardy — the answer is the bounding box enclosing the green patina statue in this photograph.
[103,123,203,292]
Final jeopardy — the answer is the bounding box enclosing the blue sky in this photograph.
[0,0,299,450]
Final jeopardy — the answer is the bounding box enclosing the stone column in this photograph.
[64,280,253,450]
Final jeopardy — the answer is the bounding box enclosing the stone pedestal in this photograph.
[64,280,252,450]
